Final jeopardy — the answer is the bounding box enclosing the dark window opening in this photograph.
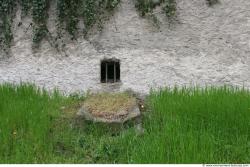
[101,59,120,83]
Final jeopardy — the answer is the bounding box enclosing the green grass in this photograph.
[0,84,249,163]
[130,86,250,163]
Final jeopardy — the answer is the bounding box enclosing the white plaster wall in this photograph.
[0,0,250,94]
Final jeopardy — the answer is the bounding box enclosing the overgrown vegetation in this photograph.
[0,0,220,51]
[56,0,120,38]
[0,0,15,51]
[0,84,249,163]
[133,0,177,29]
[32,0,49,44]
[164,0,177,19]
[135,0,177,21]
[206,0,219,6]
[0,0,120,50]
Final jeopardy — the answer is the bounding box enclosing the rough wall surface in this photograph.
[0,0,250,94]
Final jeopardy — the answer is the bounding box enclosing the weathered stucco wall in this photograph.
[0,0,250,94]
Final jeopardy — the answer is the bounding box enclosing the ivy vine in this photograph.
[135,0,176,20]
[20,0,32,15]
[164,0,177,20]
[57,0,80,38]
[0,0,219,51]
[57,0,120,39]
[206,0,219,6]
[0,0,15,51]
[0,0,120,51]
[32,0,49,45]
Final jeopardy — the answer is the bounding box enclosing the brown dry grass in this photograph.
[83,92,136,115]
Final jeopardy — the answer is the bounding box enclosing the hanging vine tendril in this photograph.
[32,0,49,45]
[135,0,176,18]
[206,0,219,6]
[0,0,15,51]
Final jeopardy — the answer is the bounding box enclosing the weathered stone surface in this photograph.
[0,0,249,94]
[77,104,141,124]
